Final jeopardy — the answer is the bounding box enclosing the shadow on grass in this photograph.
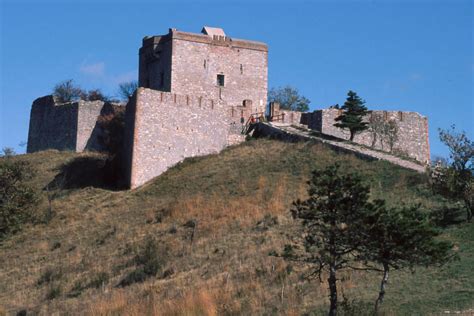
[47,156,126,191]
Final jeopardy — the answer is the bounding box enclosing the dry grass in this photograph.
[0,139,472,315]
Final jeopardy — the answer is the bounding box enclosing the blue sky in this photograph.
[1,0,472,159]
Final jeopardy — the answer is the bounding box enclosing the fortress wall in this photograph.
[27,96,79,153]
[126,88,230,189]
[27,96,109,153]
[139,35,173,91]
[76,100,108,151]
[171,36,268,113]
[279,110,302,125]
[314,109,430,163]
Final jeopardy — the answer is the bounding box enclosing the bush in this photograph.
[0,159,38,239]
[118,237,165,287]
[53,79,84,103]
[37,268,62,286]
[85,89,109,101]
[46,286,61,300]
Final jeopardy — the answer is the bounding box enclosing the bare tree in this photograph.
[383,120,399,152]
[118,81,138,101]
[53,79,84,103]
[368,113,385,148]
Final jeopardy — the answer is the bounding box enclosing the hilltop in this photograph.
[0,139,473,315]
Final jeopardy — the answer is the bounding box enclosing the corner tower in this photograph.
[138,26,268,114]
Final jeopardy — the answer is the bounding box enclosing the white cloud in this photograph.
[409,73,423,81]
[79,61,105,77]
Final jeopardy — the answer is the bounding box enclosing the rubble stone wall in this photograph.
[310,109,430,163]
[125,88,234,189]
[27,96,106,153]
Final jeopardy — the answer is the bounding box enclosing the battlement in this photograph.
[141,28,268,53]
[123,88,235,188]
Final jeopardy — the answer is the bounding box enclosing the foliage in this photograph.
[361,204,454,311]
[119,237,164,287]
[334,90,369,141]
[0,158,38,239]
[282,163,379,315]
[439,125,473,172]
[85,89,109,101]
[268,85,310,112]
[1,147,16,157]
[383,120,399,152]
[368,113,385,148]
[432,126,474,221]
[53,79,84,103]
[118,81,138,101]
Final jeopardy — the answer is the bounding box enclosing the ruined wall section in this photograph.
[27,96,78,153]
[126,88,232,189]
[313,109,430,163]
[170,31,268,114]
[76,100,108,151]
[27,96,107,153]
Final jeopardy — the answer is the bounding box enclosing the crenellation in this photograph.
[27,25,431,190]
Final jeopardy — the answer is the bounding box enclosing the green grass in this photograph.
[0,139,472,315]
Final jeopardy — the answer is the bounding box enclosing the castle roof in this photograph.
[201,26,226,37]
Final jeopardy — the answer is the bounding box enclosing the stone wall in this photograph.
[124,88,237,189]
[309,109,430,163]
[139,28,268,115]
[27,95,109,153]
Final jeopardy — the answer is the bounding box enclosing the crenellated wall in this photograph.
[124,88,242,189]
[139,28,268,114]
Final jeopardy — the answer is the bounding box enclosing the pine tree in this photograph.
[280,163,378,316]
[334,90,369,141]
[361,204,454,312]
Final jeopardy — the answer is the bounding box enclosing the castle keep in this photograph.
[27,26,430,189]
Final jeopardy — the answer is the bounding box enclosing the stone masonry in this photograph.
[27,95,115,153]
[268,102,430,163]
[27,25,431,189]
[125,26,269,188]
[139,27,268,114]
[123,88,234,189]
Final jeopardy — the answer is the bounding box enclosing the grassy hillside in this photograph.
[0,139,472,315]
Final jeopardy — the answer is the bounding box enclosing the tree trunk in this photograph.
[371,134,377,148]
[349,130,355,142]
[375,262,389,312]
[328,264,338,316]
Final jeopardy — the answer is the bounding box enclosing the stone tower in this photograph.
[138,26,268,114]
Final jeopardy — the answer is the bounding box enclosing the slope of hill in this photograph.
[0,139,473,315]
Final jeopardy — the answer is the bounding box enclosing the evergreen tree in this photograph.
[361,204,454,312]
[334,90,369,141]
[280,163,378,316]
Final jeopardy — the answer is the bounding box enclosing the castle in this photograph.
[27,26,430,189]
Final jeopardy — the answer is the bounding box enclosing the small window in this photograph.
[217,74,225,87]
[240,64,243,74]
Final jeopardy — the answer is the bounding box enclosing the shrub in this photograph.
[53,79,84,103]
[46,286,61,300]
[37,268,62,286]
[118,237,165,287]
[0,159,38,239]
